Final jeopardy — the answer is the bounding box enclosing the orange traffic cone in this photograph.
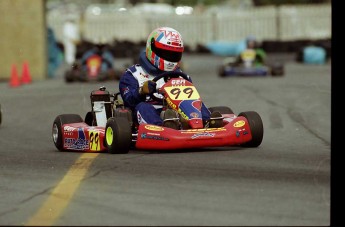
[9,64,21,88]
[21,61,32,84]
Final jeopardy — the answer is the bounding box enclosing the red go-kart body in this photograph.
[52,72,263,153]
[135,115,252,150]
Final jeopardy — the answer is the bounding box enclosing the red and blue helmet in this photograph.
[145,27,184,71]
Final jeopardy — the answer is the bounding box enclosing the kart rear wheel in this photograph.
[208,106,234,114]
[270,62,284,76]
[85,111,95,126]
[238,111,263,147]
[218,66,226,77]
[52,114,84,151]
[98,72,109,81]
[105,117,132,154]
[65,71,74,83]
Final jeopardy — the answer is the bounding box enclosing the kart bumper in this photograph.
[135,116,253,150]
[223,66,269,76]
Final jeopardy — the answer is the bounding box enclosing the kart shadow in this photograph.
[132,146,245,154]
[52,147,246,155]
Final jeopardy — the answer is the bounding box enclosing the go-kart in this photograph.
[52,71,264,153]
[218,49,284,77]
[64,54,120,83]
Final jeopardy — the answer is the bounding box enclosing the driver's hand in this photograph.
[140,80,157,95]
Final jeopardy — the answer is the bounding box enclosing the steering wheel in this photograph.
[152,71,190,83]
[149,71,190,101]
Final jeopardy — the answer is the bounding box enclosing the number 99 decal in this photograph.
[89,131,100,151]
[165,86,200,100]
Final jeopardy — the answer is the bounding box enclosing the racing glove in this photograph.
[139,80,157,95]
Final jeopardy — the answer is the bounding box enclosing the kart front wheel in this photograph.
[105,117,132,154]
[52,114,83,151]
[238,111,263,147]
[65,71,74,83]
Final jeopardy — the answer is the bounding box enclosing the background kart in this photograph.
[64,54,122,83]
[52,72,264,154]
[218,50,284,77]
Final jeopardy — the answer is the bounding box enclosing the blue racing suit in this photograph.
[119,51,211,126]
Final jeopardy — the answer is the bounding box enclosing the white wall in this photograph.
[47,4,331,48]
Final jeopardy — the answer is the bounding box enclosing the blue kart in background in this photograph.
[218,49,284,77]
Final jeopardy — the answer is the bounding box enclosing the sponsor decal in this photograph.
[190,112,199,118]
[147,132,161,136]
[141,133,169,141]
[166,97,177,109]
[64,126,77,132]
[171,79,186,86]
[178,108,188,120]
[140,73,149,79]
[181,128,226,133]
[165,86,200,101]
[224,116,237,123]
[89,131,101,151]
[122,87,129,95]
[192,100,202,110]
[236,129,249,137]
[64,128,89,150]
[167,62,174,69]
[137,112,143,124]
[191,132,215,139]
[233,120,245,128]
[145,125,164,131]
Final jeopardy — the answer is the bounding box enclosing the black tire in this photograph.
[238,111,263,147]
[218,66,226,77]
[113,108,133,126]
[270,62,284,76]
[98,72,109,81]
[209,106,234,114]
[85,111,95,126]
[65,71,74,83]
[78,71,88,82]
[105,117,132,154]
[52,114,84,151]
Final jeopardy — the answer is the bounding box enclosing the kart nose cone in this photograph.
[188,118,203,129]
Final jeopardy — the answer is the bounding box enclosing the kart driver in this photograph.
[80,42,115,73]
[248,36,266,66]
[119,27,222,130]
[236,36,266,67]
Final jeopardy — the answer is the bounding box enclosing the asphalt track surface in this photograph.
[0,54,330,226]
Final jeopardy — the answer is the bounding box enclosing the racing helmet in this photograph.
[246,35,257,49]
[145,27,184,71]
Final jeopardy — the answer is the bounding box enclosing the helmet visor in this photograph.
[152,41,182,62]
